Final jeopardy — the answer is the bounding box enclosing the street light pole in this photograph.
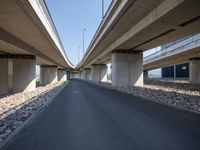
[83,28,86,57]
[102,0,104,19]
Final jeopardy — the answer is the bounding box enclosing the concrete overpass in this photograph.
[76,0,200,86]
[144,33,200,83]
[0,0,73,94]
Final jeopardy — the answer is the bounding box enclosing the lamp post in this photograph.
[102,0,104,19]
[83,28,86,57]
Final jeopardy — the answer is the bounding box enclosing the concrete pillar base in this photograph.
[58,69,67,81]
[189,58,200,84]
[40,66,58,85]
[0,55,36,94]
[112,50,143,87]
[91,64,107,82]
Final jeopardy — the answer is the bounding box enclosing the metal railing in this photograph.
[144,33,200,64]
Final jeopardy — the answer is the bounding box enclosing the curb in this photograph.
[0,82,68,149]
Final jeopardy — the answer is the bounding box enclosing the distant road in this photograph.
[2,79,200,150]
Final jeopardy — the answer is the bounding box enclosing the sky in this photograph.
[44,0,161,76]
[45,0,112,66]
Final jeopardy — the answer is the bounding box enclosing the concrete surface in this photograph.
[82,69,92,80]
[0,0,73,68]
[70,72,80,79]
[13,58,36,92]
[189,59,200,84]
[0,59,8,95]
[67,71,71,80]
[143,33,200,71]
[77,0,200,69]
[0,56,36,94]
[86,69,92,80]
[91,65,107,82]
[2,79,200,150]
[112,51,143,86]
[40,66,58,85]
[143,70,148,81]
[58,69,67,81]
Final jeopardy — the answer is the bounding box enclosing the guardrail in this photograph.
[144,33,200,64]
[82,0,117,59]
[29,0,74,68]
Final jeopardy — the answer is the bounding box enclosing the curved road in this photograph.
[2,79,200,150]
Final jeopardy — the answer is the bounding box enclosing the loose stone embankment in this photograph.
[88,81,200,115]
[0,81,67,144]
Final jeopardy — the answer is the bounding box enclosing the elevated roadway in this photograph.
[144,33,200,70]
[0,0,73,94]
[76,0,200,86]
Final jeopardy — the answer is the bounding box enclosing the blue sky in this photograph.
[46,0,112,66]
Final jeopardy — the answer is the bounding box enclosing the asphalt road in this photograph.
[2,79,200,150]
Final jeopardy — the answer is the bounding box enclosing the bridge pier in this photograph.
[80,71,83,79]
[143,70,148,81]
[112,51,143,87]
[70,72,80,79]
[82,68,91,80]
[82,70,87,80]
[91,64,107,82]
[189,58,200,84]
[0,55,36,94]
[58,69,67,81]
[40,65,58,85]
[67,71,71,80]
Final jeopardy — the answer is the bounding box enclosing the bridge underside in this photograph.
[77,0,200,86]
[0,0,71,68]
[0,0,71,94]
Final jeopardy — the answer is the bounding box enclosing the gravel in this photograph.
[0,81,67,143]
[88,81,200,115]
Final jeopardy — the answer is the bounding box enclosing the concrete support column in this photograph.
[112,50,143,87]
[174,65,176,78]
[82,68,92,80]
[70,72,79,79]
[91,64,107,82]
[86,69,92,80]
[67,71,71,80]
[40,65,58,85]
[189,58,200,84]
[58,69,67,81]
[0,58,9,94]
[0,55,36,94]
[80,71,83,79]
[143,70,148,81]
[82,70,87,80]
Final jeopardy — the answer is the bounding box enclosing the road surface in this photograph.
[2,79,200,150]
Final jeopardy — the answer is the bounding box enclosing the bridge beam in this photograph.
[58,69,67,82]
[189,58,200,84]
[112,51,143,87]
[91,64,107,82]
[40,65,58,85]
[0,55,36,94]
